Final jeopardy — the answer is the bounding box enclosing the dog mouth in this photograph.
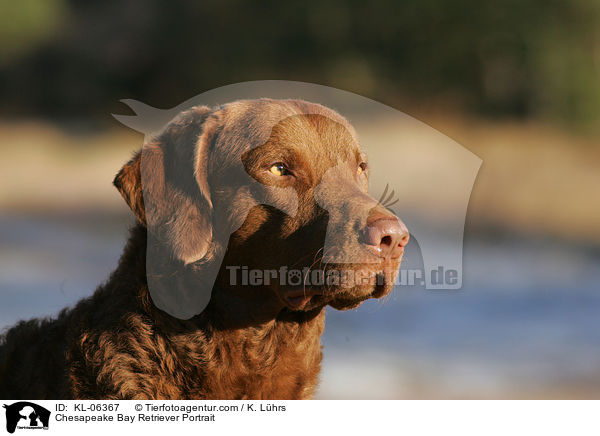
[280,259,401,311]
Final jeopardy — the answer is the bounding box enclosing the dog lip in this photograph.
[284,295,312,309]
[283,288,322,309]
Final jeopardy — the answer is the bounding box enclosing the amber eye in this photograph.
[269,163,290,177]
[357,162,368,175]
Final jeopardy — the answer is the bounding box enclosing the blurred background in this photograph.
[1,0,599,398]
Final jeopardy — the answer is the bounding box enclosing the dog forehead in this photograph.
[212,99,360,168]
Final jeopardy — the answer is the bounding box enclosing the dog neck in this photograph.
[121,224,325,330]
[86,223,326,399]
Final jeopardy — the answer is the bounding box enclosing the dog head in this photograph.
[114,99,409,318]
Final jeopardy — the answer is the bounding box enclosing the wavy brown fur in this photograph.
[0,224,324,399]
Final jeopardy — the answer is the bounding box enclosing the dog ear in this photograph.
[113,150,146,224]
[114,106,219,264]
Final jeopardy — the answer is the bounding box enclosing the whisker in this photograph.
[302,247,326,296]
[386,189,396,204]
[377,183,389,204]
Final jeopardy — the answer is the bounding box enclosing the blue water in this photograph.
[1,213,599,398]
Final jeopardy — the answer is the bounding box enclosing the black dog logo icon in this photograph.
[3,402,50,433]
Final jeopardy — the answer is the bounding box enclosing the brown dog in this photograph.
[0,99,408,399]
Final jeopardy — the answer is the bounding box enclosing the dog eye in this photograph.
[269,163,290,177]
[357,162,368,175]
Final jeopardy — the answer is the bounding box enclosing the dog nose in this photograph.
[362,216,410,259]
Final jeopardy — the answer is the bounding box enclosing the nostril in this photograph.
[399,232,410,247]
[380,235,392,247]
